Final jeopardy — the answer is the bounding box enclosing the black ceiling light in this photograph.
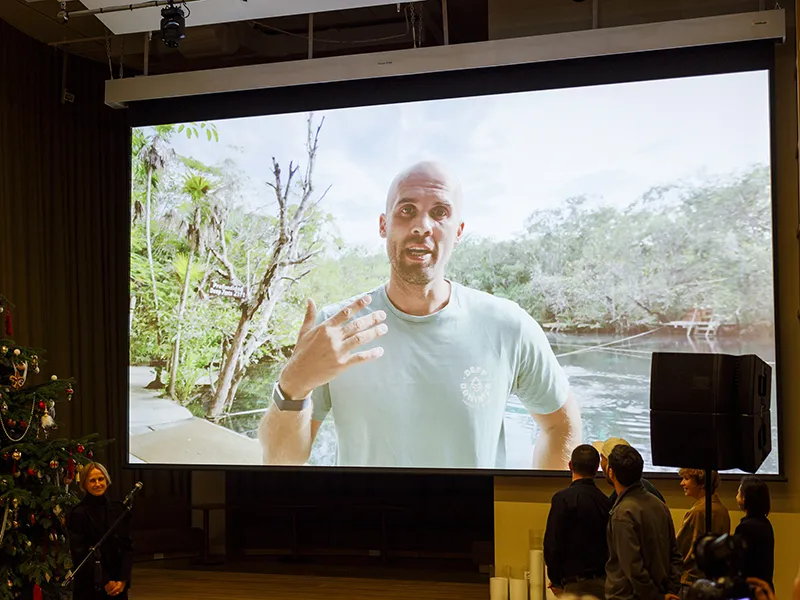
[160,1,186,48]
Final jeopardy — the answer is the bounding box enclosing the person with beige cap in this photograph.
[594,437,666,504]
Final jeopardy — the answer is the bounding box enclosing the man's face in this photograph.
[380,169,464,285]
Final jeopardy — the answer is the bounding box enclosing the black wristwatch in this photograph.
[272,382,311,411]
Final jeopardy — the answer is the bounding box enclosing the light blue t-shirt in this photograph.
[311,282,569,468]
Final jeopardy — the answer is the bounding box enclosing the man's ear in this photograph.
[568,461,573,473]
[379,214,387,239]
[455,221,465,244]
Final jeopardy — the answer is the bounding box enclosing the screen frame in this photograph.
[123,39,784,479]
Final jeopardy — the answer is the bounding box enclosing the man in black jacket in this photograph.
[544,444,611,598]
[606,445,682,600]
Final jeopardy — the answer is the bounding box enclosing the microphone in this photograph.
[123,482,143,506]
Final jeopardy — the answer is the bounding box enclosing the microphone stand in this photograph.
[63,495,135,596]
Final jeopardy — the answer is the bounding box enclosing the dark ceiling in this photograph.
[0,1,489,76]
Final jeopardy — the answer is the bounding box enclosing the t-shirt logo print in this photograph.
[461,366,491,407]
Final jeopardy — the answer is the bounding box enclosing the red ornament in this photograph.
[76,444,85,454]
[66,388,73,395]
[27,468,35,476]
[18,420,26,429]
[38,401,45,410]
[6,419,13,427]
[29,513,35,525]
[87,450,94,459]
[2,453,8,460]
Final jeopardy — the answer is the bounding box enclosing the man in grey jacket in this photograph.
[606,445,682,600]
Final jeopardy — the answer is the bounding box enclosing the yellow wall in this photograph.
[494,8,800,599]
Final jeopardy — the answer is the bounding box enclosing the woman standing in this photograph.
[67,463,134,599]
[734,476,774,590]
[676,469,731,593]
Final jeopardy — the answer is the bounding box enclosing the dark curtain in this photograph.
[0,19,189,514]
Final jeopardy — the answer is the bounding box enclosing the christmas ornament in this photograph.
[38,401,45,410]
[2,453,7,460]
[18,420,26,429]
[9,361,27,390]
[49,460,59,469]
[0,346,6,354]
[50,375,57,381]
[11,450,21,461]
[88,450,94,459]
[41,414,55,429]
[77,444,85,454]
[12,349,20,356]
[27,468,35,477]
[1,403,6,412]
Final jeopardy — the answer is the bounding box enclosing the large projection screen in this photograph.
[126,43,780,475]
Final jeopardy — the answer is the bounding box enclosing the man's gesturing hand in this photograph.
[279,295,388,400]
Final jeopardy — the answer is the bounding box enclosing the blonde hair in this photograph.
[78,462,112,493]
[679,468,720,492]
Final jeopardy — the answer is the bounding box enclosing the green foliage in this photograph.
[448,164,773,333]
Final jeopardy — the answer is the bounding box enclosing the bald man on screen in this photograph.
[258,161,582,469]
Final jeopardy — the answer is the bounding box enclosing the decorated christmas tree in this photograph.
[0,294,102,600]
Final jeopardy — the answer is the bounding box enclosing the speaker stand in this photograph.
[704,468,713,534]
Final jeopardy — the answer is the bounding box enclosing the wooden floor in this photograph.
[130,568,488,599]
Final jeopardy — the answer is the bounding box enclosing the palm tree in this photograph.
[167,173,215,400]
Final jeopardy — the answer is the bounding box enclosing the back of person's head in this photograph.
[607,445,643,487]
[740,475,770,517]
[679,468,721,492]
[570,444,601,477]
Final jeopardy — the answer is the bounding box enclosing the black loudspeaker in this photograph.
[649,353,772,473]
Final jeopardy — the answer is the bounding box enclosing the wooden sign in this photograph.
[209,283,247,299]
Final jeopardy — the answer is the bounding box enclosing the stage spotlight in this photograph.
[160,1,186,48]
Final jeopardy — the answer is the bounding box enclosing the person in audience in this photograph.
[605,445,682,600]
[593,437,666,504]
[794,562,800,600]
[67,462,133,599]
[734,476,774,590]
[675,468,731,592]
[544,444,612,598]
[259,160,582,469]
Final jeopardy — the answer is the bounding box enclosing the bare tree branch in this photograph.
[209,247,244,287]
[278,269,312,286]
[279,249,322,267]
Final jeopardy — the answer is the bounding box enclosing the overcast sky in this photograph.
[153,70,771,251]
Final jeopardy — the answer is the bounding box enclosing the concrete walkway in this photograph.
[129,366,262,466]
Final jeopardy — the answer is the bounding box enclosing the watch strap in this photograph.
[272,382,311,411]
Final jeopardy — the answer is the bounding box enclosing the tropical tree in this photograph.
[167,173,216,400]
